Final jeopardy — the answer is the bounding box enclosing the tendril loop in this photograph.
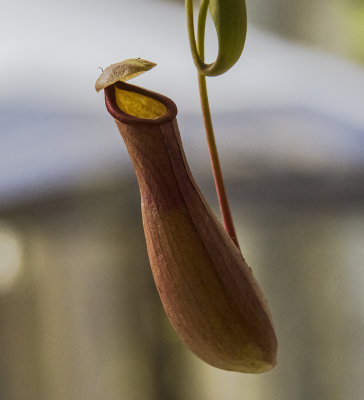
[185,0,247,76]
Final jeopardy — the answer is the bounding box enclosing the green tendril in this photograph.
[185,0,247,247]
[186,0,247,76]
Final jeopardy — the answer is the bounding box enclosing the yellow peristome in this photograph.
[115,88,167,119]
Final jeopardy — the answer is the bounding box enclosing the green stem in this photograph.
[196,0,240,249]
[185,0,207,73]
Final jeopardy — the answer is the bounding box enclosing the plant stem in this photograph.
[197,76,240,249]
[196,0,240,249]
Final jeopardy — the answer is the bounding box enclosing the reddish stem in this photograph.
[197,74,240,250]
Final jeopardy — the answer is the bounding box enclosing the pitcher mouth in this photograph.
[104,81,178,126]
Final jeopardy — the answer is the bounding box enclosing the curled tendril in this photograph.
[185,0,247,76]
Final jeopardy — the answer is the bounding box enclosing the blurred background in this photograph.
[1,0,364,399]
